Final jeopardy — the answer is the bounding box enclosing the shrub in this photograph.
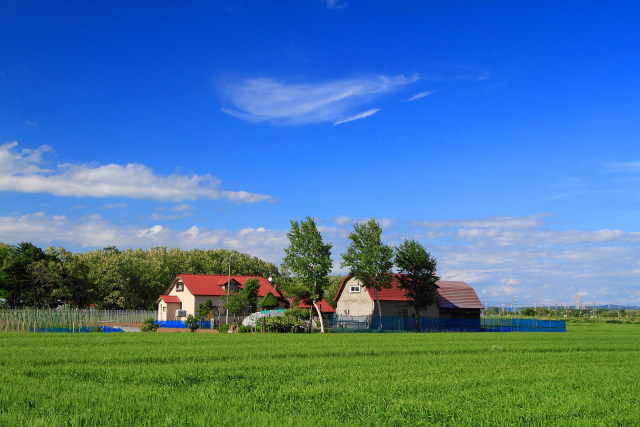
[141,317,160,332]
[259,291,279,310]
[238,324,252,333]
[284,307,310,320]
[258,313,306,333]
[185,315,199,332]
[217,323,231,333]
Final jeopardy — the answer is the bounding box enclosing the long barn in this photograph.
[334,274,484,319]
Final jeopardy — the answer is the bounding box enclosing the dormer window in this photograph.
[176,282,184,292]
[350,285,360,293]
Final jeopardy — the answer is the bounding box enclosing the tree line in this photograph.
[1,217,439,324]
[0,243,278,310]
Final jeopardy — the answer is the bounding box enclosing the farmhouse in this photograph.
[156,274,286,321]
[334,275,484,319]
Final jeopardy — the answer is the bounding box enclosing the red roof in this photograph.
[296,299,336,314]
[436,281,485,309]
[160,295,181,303]
[163,274,282,298]
[335,274,484,309]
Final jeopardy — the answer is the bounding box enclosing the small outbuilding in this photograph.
[334,274,484,319]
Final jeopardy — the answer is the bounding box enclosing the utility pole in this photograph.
[226,255,231,325]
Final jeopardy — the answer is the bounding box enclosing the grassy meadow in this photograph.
[1,323,639,426]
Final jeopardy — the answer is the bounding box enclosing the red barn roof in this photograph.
[335,274,483,309]
[161,274,282,299]
[436,281,485,309]
[296,299,336,314]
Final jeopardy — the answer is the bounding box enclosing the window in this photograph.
[344,309,350,314]
[176,282,184,292]
[162,306,166,312]
[349,285,360,293]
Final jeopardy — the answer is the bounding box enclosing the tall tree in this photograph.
[341,219,394,328]
[282,217,333,333]
[243,278,261,313]
[394,239,440,332]
[223,292,247,323]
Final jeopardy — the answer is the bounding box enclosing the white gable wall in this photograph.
[336,278,374,316]
[336,277,440,318]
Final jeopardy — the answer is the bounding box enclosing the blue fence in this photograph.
[155,320,212,329]
[482,318,566,332]
[30,326,123,333]
[332,315,565,333]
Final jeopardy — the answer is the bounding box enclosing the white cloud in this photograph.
[101,203,127,210]
[171,203,194,212]
[604,161,640,174]
[2,209,639,305]
[414,214,550,229]
[149,203,195,220]
[220,74,418,125]
[406,90,435,102]
[0,212,289,264]
[0,142,272,203]
[334,108,381,125]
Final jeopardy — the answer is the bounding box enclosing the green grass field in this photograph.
[1,324,639,426]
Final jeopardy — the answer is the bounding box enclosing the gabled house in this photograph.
[334,274,484,319]
[156,274,286,321]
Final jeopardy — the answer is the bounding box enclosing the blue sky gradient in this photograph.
[2,1,640,306]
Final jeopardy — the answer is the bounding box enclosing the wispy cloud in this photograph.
[24,120,39,127]
[100,203,127,210]
[604,161,640,174]
[326,0,347,9]
[406,90,435,102]
[0,142,272,203]
[334,108,381,125]
[150,203,195,220]
[220,74,418,125]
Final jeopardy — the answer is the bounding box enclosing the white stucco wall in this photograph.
[336,278,375,316]
[336,277,440,317]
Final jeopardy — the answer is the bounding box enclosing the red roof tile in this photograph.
[171,274,281,298]
[159,295,181,303]
[335,274,483,309]
[296,299,336,313]
[436,281,485,309]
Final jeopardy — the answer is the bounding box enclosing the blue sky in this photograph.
[2,1,640,306]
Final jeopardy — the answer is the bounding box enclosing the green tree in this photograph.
[323,276,343,309]
[282,217,333,333]
[259,291,279,310]
[394,239,440,332]
[197,299,215,320]
[224,292,247,323]
[242,278,261,312]
[523,307,536,316]
[341,219,394,327]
